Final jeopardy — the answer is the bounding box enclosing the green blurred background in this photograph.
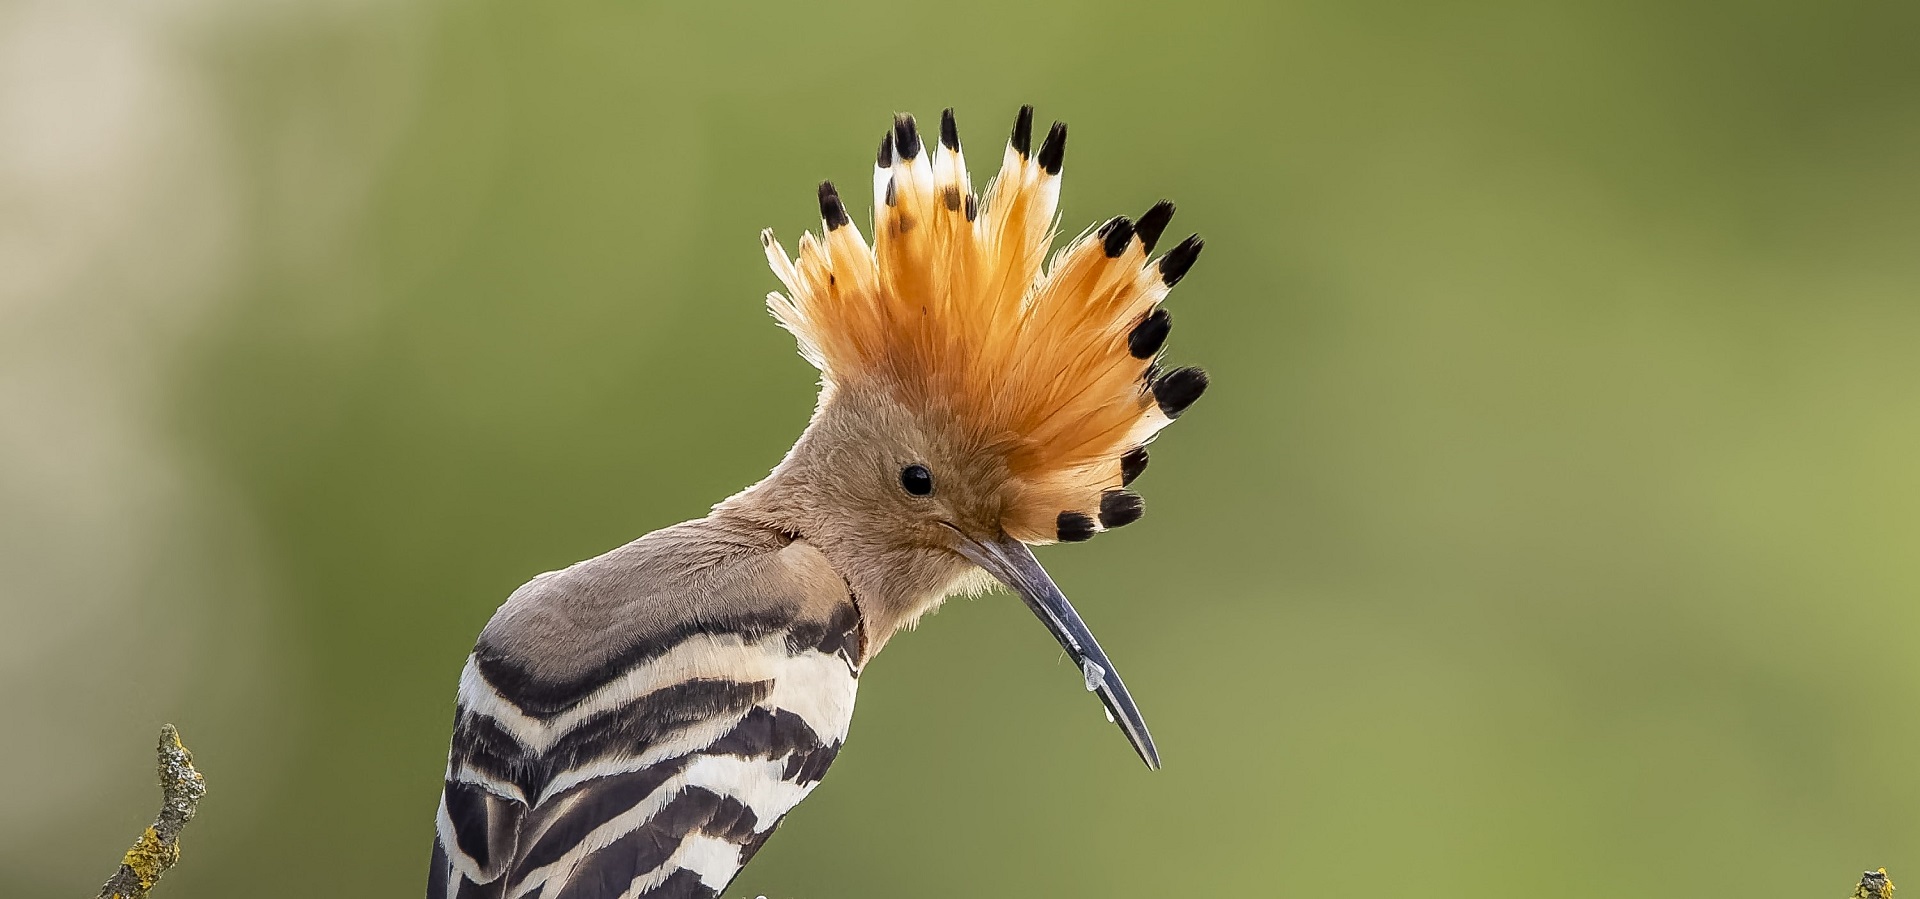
[4,0,1918,896]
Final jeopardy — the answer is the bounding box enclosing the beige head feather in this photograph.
[760,106,1207,544]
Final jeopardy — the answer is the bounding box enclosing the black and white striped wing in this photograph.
[429,611,861,899]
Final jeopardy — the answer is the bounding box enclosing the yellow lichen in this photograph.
[118,826,178,890]
[96,726,203,899]
[1855,868,1896,899]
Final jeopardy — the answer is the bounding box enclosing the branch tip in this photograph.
[96,725,205,899]
[1855,868,1896,899]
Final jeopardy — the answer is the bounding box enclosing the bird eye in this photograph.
[899,464,934,497]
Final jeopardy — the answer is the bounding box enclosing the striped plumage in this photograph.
[430,520,861,898]
[430,106,1207,899]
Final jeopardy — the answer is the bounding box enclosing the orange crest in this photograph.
[762,107,1207,544]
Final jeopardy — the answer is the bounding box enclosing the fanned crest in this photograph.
[762,107,1207,544]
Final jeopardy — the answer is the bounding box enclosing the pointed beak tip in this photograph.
[958,533,1163,772]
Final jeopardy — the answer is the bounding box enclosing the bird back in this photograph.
[431,518,862,899]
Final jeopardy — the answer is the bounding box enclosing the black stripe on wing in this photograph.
[451,678,773,801]
[428,835,450,898]
[445,781,525,880]
[450,713,539,803]
[547,786,755,899]
[433,780,527,899]
[516,761,691,872]
[707,705,843,786]
[636,870,717,899]
[510,702,845,890]
[709,708,819,771]
[540,679,772,785]
[784,602,863,663]
[473,608,799,718]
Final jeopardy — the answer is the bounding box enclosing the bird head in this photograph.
[740,107,1208,768]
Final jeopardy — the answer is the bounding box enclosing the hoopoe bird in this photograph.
[428,106,1208,899]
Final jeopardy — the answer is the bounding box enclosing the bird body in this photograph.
[430,106,1207,899]
[431,517,861,898]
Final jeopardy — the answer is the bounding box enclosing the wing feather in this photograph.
[430,533,861,899]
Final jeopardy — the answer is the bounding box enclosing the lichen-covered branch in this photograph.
[1854,868,1896,899]
[95,725,206,899]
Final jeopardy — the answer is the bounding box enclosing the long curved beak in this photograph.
[955,533,1161,770]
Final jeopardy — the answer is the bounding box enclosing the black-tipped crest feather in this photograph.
[1057,511,1096,542]
[939,108,960,151]
[1152,367,1209,418]
[818,182,849,230]
[1128,308,1171,359]
[893,114,922,161]
[1010,105,1035,156]
[1159,235,1203,286]
[1099,217,1136,258]
[1037,122,1067,175]
[1098,491,1145,529]
[1136,202,1175,253]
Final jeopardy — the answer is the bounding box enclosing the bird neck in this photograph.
[713,401,976,657]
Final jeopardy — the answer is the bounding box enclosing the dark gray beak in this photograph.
[955,532,1161,769]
